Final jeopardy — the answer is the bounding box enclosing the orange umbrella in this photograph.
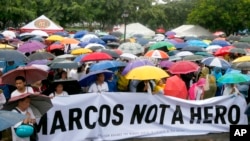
[164,75,188,99]
[144,50,169,59]
[60,38,80,44]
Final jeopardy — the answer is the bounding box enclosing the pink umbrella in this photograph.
[1,66,48,85]
[18,40,46,53]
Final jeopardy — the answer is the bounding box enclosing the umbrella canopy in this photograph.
[232,42,250,49]
[30,64,50,71]
[71,48,92,55]
[175,51,194,57]
[60,38,80,44]
[0,110,26,131]
[232,56,250,63]
[27,59,51,66]
[186,40,208,48]
[89,60,127,72]
[106,42,120,48]
[144,50,169,59]
[122,59,154,75]
[159,60,175,68]
[169,56,182,61]
[1,66,48,85]
[47,43,64,51]
[232,62,250,70]
[206,45,222,53]
[0,44,15,49]
[210,40,230,47]
[80,34,99,42]
[214,46,235,56]
[168,61,200,74]
[226,35,241,42]
[0,50,29,64]
[30,30,48,37]
[229,48,247,55]
[101,35,118,42]
[2,93,53,118]
[100,49,120,58]
[217,73,250,84]
[46,35,64,41]
[29,36,45,42]
[182,55,204,61]
[55,54,75,60]
[164,75,188,99]
[50,60,79,69]
[2,30,16,39]
[120,53,138,60]
[53,31,69,37]
[194,52,214,57]
[78,70,113,87]
[239,36,250,43]
[181,46,206,53]
[81,52,113,62]
[28,52,55,61]
[201,57,231,68]
[118,42,144,55]
[74,30,88,38]
[18,40,46,53]
[125,66,169,80]
[148,41,176,52]
[85,43,105,51]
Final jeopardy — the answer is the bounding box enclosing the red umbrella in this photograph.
[144,50,169,59]
[47,44,64,51]
[214,46,235,56]
[156,28,165,34]
[81,52,113,62]
[1,66,48,85]
[164,75,188,99]
[168,60,200,74]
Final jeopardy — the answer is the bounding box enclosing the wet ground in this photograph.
[123,133,229,141]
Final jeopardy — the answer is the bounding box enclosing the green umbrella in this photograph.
[149,41,176,52]
[194,52,213,57]
[217,73,250,84]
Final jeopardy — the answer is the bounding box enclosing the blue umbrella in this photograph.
[217,73,250,84]
[78,70,113,87]
[186,40,208,48]
[201,57,231,68]
[136,38,149,46]
[0,110,26,131]
[89,38,106,45]
[210,40,230,47]
[90,60,127,72]
[174,43,188,49]
[54,31,69,37]
[73,54,86,62]
[101,35,118,43]
[74,30,88,38]
[0,50,29,64]
[78,41,89,47]
[0,34,5,39]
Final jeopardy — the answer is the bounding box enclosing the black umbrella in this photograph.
[232,42,250,49]
[232,62,250,70]
[106,42,120,48]
[110,31,123,38]
[100,49,120,58]
[28,52,56,61]
[181,46,206,53]
[227,35,241,42]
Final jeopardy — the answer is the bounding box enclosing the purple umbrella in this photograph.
[165,31,176,36]
[159,60,175,69]
[18,40,46,53]
[122,59,154,75]
[27,59,51,66]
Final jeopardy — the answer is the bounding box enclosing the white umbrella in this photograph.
[31,64,50,71]
[206,45,222,53]
[2,30,16,39]
[31,30,49,37]
[120,53,138,60]
[55,54,76,59]
[175,51,194,57]
[80,34,99,42]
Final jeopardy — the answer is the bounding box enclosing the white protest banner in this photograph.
[37,93,248,141]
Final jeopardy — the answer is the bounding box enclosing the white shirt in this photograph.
[88,82,109,93]
[49,91,69,97]
[11,107,35,141]
[11,87,34,98]
[0,92,6,109]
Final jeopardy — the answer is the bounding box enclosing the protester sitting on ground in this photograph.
[11,76,34,98]
[88,73,109,93]
[49,83,68,98]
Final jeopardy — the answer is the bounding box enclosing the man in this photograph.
[88,73,109,93]
[11,76,34,98]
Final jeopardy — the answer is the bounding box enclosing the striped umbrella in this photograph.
[201,57,231,68]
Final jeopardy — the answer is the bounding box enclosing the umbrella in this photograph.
[118,42,144,55]
[30,64,50,71]
[73,54,86,63]
[164,75,188,99]
[125,66,169,80]
[0,50,29,64]
[2,93,53,118]
[1,66,48,85]
[0,110,26,131]
[168,61,200,74]
[30,30,48,37]
[194,52,214,57]
[122,59,154,75]
[206,45,222,53]
[201,57,231,68]
[181,46,206,52]
[144,50,169,59]
[136,38,149,46]
[232,42,250,49]
[229,48,247,55]
[184,36,201,41]
[47,43,64,51]
[0,44,15,49]
[226,35,241,42]
[101,35,118,42]
[106,42,120,48]
[168,50,180,56]
[232,56,250,63]
[71,48,92,55]
[165,31,176,36]
[213,31,225,36]
[120,53,138,60]
[80,34,99,42]
[110,31,123,38]
[53,31,69,37]
[27,59,51,66]
[174,43,188,49]
[55,54,76,60]
[18,40,46,53]
[74,30,88,38]
[81,52,113,62]
[29,36,45,42]
[78,70,113,87]
[28,52,55,61]
[50,60,79,69]
[1,30,16,39]
[85,43,105,51]
[210,40,230,47]
[239,36,250,43]
[232,62,250,70]
[89,60,127,72]
[217,73,250,84]
[214,46,235,56]
[148,41,176,52]
[186,40,208,48]
[46,35,64,41]
[60,38,80,44]
[100,49,120,58]
[175,51,194,57]
[168,56,182,61]
[159,60,175,68]
[182,55,204,61]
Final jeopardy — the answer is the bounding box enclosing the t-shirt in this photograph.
[88,82,109,93]
[11,107,35,141]
[11,87,34,98]
[49,91,69,97]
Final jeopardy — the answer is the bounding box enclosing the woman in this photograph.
[88,73,109,93]
[49,83,68,98]
[153,79,165,95]
[189,78,206,100]
[223,84,240,96]
[136,80,154,94]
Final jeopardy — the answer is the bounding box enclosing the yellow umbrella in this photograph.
[125,65,169,80]
[0,44,15,49]
[46,35,64,41]
[71,48,92,55]
[61,38,80,44]
[232,56,250,63]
